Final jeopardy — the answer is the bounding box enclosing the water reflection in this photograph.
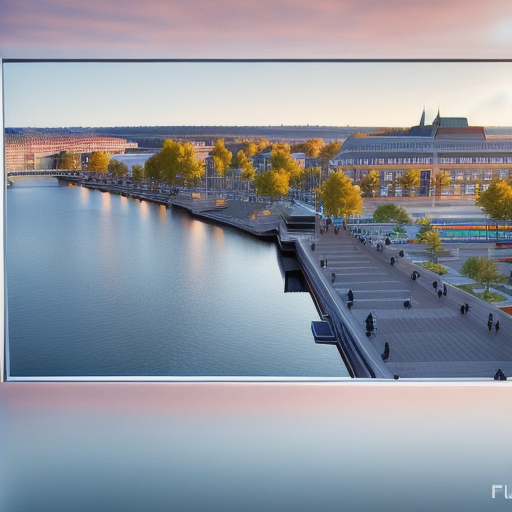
[79,186,90,206]
[159,205,167,224]
[101,191,111,211]
[119,195,129,211]
[6,179,348,377]
[139,199,148,219]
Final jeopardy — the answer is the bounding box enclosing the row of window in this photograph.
[339,168,512,182]
[440,156,512,164]
[342,141,512,153]
[335,157,433,166]
[449,169,511,180]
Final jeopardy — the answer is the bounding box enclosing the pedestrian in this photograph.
[488,319,493,331]
[496,320,500,334]
[443,284,447,296]
[465,303,469,313]
[460,305,465,315]
[489,313,494,323]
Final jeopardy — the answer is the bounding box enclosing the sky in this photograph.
[1,0,511,128]
[2,60,512,127]
[0,0,511,60]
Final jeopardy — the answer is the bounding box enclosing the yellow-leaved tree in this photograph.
[318,171,362,218]
[87,151,110,173]
[254,170,290,199]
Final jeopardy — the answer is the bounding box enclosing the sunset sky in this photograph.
[1,0,511,128]
[1,0,511,59]
[1,4,512,506]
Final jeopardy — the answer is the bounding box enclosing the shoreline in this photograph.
[57,177,512,380]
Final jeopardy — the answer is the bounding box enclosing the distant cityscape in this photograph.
[5,112,512,199]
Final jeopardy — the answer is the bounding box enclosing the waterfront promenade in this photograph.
[183,195,512,379]
[299,222,512,379]
[58,177,512,379]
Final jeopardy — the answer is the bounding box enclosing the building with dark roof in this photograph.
[331,109,512,197]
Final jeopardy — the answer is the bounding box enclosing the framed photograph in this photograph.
[1,8,511,511]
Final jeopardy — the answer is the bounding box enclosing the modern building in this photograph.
[5,133,139,171]
[331,109,512,197]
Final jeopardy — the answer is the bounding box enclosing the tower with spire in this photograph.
[419,106,425,128]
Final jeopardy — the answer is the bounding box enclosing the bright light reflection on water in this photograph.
[6,178,349,378]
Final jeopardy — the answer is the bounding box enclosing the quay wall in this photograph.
[294,239,394,379]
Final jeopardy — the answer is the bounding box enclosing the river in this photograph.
[6,178,349,378]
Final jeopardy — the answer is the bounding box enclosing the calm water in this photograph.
[6,178,348,377]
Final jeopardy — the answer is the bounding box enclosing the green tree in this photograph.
[318,171,362,218]
[160,139,184,184]
[460,256,507,293]
[144,152,165,181]
[254,170,289,199]
[372,203,410,224]
[415,217,433,242]
[108,159,128,177]
[360,170,380,197]
[398,170,420,196]
[211,139,233,188]
[131,165,145,181]
[422,230,443,264]
[56,151,81,170]
[87,151,110,173]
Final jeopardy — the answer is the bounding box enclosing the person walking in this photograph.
[496,320,500,334]
[487,319,493,332]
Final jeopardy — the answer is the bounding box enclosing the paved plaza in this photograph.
[304,224,512,379]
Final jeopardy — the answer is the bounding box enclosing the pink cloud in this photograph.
[0,0,511,58]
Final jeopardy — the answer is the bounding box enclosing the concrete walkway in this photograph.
[303,224,512,379]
